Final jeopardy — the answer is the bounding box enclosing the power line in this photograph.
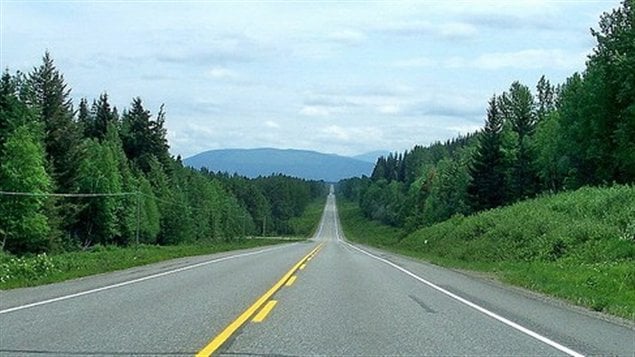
[0,191,137,198]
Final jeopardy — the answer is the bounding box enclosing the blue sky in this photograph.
[1,0,620,158]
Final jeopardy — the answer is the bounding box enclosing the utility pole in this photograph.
[135,191,140,246]
[262,216,266,237]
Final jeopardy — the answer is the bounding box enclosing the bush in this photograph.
[0,252,59,283]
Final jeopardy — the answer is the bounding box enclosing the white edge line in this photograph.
[0,244,293,315]
[328,197,583,357]
[341,241,585,357]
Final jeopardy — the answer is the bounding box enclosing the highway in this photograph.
[1,194,633,356]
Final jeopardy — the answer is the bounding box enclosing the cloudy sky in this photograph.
[1,0,620,158]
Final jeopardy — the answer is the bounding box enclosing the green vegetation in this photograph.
[0,239,294,289]
[0,52,326,258]
[339,0,635,232]
[288,197,327,238]
[337,1,634,320]
[338,185,635,320]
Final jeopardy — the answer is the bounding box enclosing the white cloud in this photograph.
[392,57,437,68]
[443,0,559,18]
[264,120,280,128]
[207,66,239,79]
[320,125,383,144]
[322,125,351,140]
[447,123,483,134]
[300,105,333,117]
[327,30,366,44]
[6,1,614,158]
[439,22,478,39]
[473,49,588,70]
[446,56,469,69]
[443,49,588,70]
[302,93,406,116]
[377,20,478,40]
[378,104,401,114]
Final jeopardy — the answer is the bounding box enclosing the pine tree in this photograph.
[77,98,92,137]
[501,81,539,200]
[468,96,506,211]
[1,71,24,147]
[26,51,81,191]
[91,92,116,140]
[371,156,387,181]
[536,75,555,122]
[1,71,15,147]
[121,98,170,172]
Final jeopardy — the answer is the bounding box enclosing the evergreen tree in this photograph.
[468,96,506,211]
[371,156,387,181]
[536,75,555,122]
[26,51,81,191]
[90,92,116,140]
[0,125,52,253]
[77,98,92,137]
[1,71,16,147]
[501,81,539,200]
[224,176,270,236]
[1,71,29,147]
[121,98,170,173]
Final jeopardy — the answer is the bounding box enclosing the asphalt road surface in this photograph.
[1,194,633,356]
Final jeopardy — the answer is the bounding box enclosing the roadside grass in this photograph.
[0,239,293,290]
[337,185,635,321]
[288,197,327,237]
[0,196,328,290]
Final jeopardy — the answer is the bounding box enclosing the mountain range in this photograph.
[183,148,381,182]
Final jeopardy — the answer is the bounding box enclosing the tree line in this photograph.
[0,53,325,255]
[339,0,634,232]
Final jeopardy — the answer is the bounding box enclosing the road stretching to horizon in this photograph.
[1,194,633,356]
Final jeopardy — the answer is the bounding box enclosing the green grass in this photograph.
[288,197,328,237]
[0,197,328,290]
[338,185,635,320]
[0,239,292,290]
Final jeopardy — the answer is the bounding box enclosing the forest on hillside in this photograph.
[339,0,634,232]
[0,54,325,256]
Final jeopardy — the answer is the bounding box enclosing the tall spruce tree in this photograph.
[77,98,92,137]
[501,81,539,200]
[91,92,116,140]
[468,96,506,211]
[26,52,81,191]
[121,98,170,172]
[1,70,26,147]
[536,75,555,122]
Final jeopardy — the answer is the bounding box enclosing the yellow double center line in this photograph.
[196,243,324,357]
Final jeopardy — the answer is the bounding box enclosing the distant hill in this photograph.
[352,150,391,163]
[183,148,374,182]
